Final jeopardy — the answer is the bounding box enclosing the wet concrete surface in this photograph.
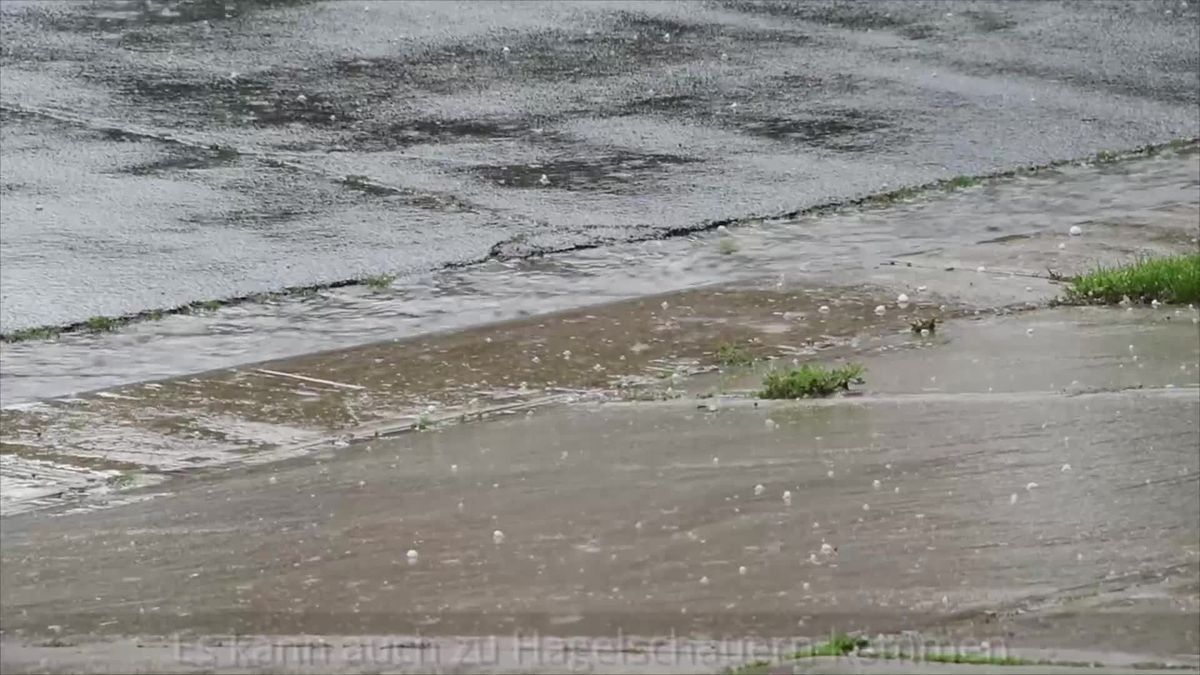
[2,0,1198,330]
[2,144,1196,405]
[1,309,1197,673]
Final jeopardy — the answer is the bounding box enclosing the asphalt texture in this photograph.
[1,0,1198,331]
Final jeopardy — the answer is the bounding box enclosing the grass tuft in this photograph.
[1063,254,1200,305]
[922,653,1030,666]
[944,175,980,190]
[795,634,870,658]
[364,273,396,291]
[716,342,754,367]
[760,363,864,399]
[2,326,58,342]
[84,316,119,333]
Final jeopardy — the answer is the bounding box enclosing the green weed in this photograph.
[760,363,865,399]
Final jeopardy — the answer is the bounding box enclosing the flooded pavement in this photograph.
[2,0,1198,330]
[2,144,1197,405]
[1,154,1198,673]
[1,308,1197,673]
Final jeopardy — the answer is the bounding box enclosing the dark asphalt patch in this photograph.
[737,109,893,151]
[472,151,701,193]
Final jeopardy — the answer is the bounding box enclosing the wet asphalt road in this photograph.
[1,0,1198,331]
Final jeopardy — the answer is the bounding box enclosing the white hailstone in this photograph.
[712,456,720,466]
[634,521,643,530]
[35,203,44,211]
[502,45,510,53]
[457,500,465,512]
[873,479,881,490]
[920,328,930,337]
[406,549,419,563]
[699,575,709,585]
[820,542,835,555]
[897,293,909,304]
[809,553,820,564]
[826,470,835,478]
[738,566,747,576]
[562,349,571,360]
[296,93,307,103]
[1068,225,1083,236]
[1151,299,1161,308]
[818,305,831,314]
[754,484,766,496]
[765,418,777,430]
[917,285,927,292]
[492,530,505,545]
[531,355,540,363]
[862,503,870,511]
[663,32,671,41]
[268,475,277,484]
[538,173,550,185]
[717,225,729,234]
[782,490,793,506]
[1026,328,1035,335]
[894,486,900,493]
[1009,493,1019,505]
[450,464,459,474]
[1026,482,1039,490]
[1061,463,1072,472]
[874,304,887,315]
[802,581,811,591]
[976,265,987,273]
